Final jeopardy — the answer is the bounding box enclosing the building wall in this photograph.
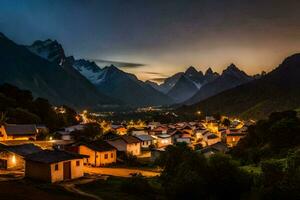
[132,130,148,136]
[107,140,127,152]
[50,159,84,183]
[126,143,141,156]
[25,159,84,183]
[6,135,36,141]
[97,150,116,166]
[176,138,191,144]
[226,135,244,147]
[0,152,24,169]
[141,140,152,148]
[0,126,7,141]
[157,137,172,148]
[70,159,84,179]
[25,161,51,182]
[79,145,116,166]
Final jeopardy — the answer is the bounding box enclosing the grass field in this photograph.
[0,179,93,200]
[78,176,164,200]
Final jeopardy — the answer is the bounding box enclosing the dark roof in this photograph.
[169,130,183,136]
[210,142,229,152]
[134,135,153,141]
[182,126,192,130]
[5,124,37,136]
[207,134,218,139]
[120,135,141,144]
[25,150,88,164]
[78,140,116,152]
[3,144,42,157]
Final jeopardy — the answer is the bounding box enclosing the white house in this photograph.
[107,135,141,156]
[134,135,153,149]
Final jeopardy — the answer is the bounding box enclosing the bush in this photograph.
[120,174,153,196]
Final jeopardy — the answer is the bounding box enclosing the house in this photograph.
[148,122,161,130]
[131,128,148,136]
[226,132,246,147]
[64,124,85,132]
[181,125,193,135]
[111,125,127,135]
[154,134,172,148]
[176,133,192,144]
[169,130,183,143]
[199,142,229,158]
[107,135,141,156]
[134,135,153,149]
[55,131,73,141]
[203,132,221,146]
[68,141,117,166]
[0,143,42,169]
[0,124,38,141]
[149,126,168,135]
[25,150,88,183]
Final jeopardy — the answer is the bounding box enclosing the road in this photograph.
[83,166,160,177]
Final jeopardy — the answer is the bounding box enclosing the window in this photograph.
[111,153,114,158]
[54,164,59,171]
[104,154,108,159]
[76,160,80,166]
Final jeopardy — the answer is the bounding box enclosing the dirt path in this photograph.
[60,175,107,200]
[84,166,160,177]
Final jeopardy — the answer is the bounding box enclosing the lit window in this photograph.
[104,154,108,159]
[76,160,80,166]
[111,153,114,158]
[55,164,59,171]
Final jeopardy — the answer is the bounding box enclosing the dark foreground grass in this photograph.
[0,179,93,200]
[78,176,165,200]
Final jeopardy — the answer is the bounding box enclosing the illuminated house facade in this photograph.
[0,143,42,170]
[68,141,117,166]
[107,135,141,156]
[25,150,88,183]
[0,124,38,141]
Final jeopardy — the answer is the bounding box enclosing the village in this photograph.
[0,109,254,186]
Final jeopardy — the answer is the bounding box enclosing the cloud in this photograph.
[90,59,146,68]
[142,71,166,76]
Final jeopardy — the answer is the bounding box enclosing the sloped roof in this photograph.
[3,143,42,157]
[207,134,218,139]
[5,124,37,136]
[121,135,141,144]
[134,135,153,141]
[78,140,116,152]
[25,150,88,164]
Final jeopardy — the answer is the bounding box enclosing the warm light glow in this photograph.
[11,155,16,164]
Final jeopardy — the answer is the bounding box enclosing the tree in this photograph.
[221,118,231,128]
[156,144,252,199]
[73,123,103,141]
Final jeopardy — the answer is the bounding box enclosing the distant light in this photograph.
[49,136,53,141]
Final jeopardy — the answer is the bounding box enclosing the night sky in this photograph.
[1,0,300,82]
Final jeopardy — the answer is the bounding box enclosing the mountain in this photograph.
[179,54,300,119]
[184,64,253,105]
[167,74,199,103]
[154,72,184,93]
[0,33,116,109]
[184,66,205,88]
[146,66,220,103]
[73,61,174,106]
[145,80,161,91]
